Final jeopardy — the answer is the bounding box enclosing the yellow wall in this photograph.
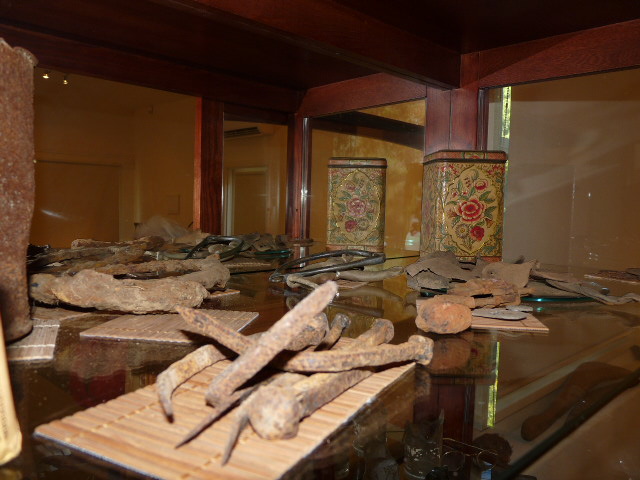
[223,122,288,235]
[31,72,195,247]
[310,100,425,251]
[133,98,196,232]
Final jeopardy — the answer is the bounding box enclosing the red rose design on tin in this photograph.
[458,198,485,222]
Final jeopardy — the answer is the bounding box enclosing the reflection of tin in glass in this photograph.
[421,150,507,261]
[327,157,387,252]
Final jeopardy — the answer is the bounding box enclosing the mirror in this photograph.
[32,68,196,247]
[222,118,288,236]
[487,68,640,270]
[309,99,426,253]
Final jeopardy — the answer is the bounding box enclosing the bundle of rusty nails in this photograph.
[156,281,434,464]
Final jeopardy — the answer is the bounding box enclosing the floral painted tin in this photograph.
[420,150,507,261]
[327,157,387,252]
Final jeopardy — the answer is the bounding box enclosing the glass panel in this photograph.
[222,119,288,236]
[309,99,426,252]
[487,69,640,270]
[32,68,196,247]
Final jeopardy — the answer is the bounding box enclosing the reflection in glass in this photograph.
[32,68,196,247]
[487,69,640,270]
[223,119,287,236]
[309,100,425,252]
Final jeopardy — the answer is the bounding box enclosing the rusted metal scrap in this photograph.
[28,236,164,272]
[157,313,350,419]
[415,296,473,334]
[0,39,37,341]
[221,320,434,463]
[29,270,209,313]
[204,281,339,409]
[160,302,434,462]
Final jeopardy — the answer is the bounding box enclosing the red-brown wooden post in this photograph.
[194,98,224,234]
[285,112,310,239]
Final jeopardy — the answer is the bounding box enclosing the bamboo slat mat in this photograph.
[34,359,414,480]
[470,314,549,333]
[8,317,61,362]
[79,310,258,344]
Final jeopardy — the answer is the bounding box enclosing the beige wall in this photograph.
[133,98,196,233]
[489,68,640,270]
[31,71,195,247]
[223,122,288,235]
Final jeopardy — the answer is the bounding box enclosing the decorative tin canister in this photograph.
[327,157,387,252]
[420,150,507,261]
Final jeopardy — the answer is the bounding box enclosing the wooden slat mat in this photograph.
[34,360,414,480]
[471,314,549,333]
[79,310,258,344]
[8,317,61,362]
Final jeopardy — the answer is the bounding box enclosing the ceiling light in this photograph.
[63,74,69,85]
[42,70,50,79]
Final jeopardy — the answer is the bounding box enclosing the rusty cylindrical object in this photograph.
[0,39,37,341]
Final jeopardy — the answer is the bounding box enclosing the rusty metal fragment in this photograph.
[315,313,350,350]
[30,270,209,313]
[0,39,37,341]
[415,297,473,334]
[70,236,165,250]
[156,344,227,418]
[204,281,338,408]
[220,318,405,462]
[481,260,536,288]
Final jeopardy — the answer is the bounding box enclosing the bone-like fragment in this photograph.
[30,270,209,313]
[204,281,338,407]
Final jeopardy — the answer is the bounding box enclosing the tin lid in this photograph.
[329,157,387,168]
[423,150,507,165]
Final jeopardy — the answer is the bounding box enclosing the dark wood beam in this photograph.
[194,99,224,234]
[299,73,427,118]
[477,19,640,88]
[312,112,424,150]
[224,105,289,125]
[166,0,460,88]
[0,23,301,112]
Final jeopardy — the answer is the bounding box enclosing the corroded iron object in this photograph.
[0,39,37,341]
[327,157,387,252]
[421,150,507,262]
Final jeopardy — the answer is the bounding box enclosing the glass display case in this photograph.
[5,252,640,480]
